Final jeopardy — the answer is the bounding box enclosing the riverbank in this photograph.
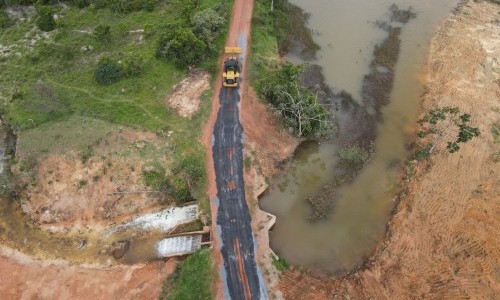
[278,1,500,298]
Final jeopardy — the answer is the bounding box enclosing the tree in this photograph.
[175,0,199,21]
[156,27,206,66]
[416,106,480,155]
[257,62,333,138]
[191,8,225,50]
[274,82,333,138]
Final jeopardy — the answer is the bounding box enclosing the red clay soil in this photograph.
[0,247,177,300]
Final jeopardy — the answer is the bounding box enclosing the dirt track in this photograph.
[278,1,500,298]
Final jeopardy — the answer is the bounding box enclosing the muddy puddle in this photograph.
[260,0,459,274]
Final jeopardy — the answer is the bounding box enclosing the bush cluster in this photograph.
[94,58,125,85]
[156,7,226,66]
[36,6,56,32]
[94,55,143,85]
[157,27,206,66]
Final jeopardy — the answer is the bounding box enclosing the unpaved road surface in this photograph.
[278,1,500,299]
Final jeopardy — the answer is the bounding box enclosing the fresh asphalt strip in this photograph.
[213,87,262,299]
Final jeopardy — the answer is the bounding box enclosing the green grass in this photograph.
[0,1,227,133]
[0,1,234,206]
[249,0,280,83]
[159,249,214,300]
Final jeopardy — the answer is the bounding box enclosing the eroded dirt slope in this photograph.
[279,1,500,299]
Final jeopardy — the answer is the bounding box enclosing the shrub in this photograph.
[94,57,125,85]
[174,152,205,185]
[417,107,480,154]
[167,176,193,204]
[36,6,56,32]
[72,0,91,8]
[272,256,290,272]
[123,56,143,76]
[0,9,12,29]
[108,0,157,13]
[142,163,167,190]
[157,27,206,66]
[94,24,111,43]
[143,0,157,12]
[90,0,108,9]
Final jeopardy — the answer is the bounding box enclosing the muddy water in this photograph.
[260,0,459,274]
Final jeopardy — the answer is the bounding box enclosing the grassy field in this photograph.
[248,0,279,83]
[0,0,233,203]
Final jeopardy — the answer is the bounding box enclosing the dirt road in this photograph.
[278,1,500,298]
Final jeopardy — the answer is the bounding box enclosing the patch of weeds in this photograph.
[19,157,37,173]
[389,4,417,24]
[337,144,371,172]
[92,175,100,183]
[0,9,13,29]
[159,249,213,300]
[412,143,433,161]
[142,162,167,190]
[198,196,212,225]
[272,256,290,272]
[271,0,320,59]
[244,156,252,171]
[167,176,194,204]
[491,123,500,144]
[492,151,500,163]
[170,219,204,234]
[77,179,87,189]
[373,27,401,69]
[80,146,93,163]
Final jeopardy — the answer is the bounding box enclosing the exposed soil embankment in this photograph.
[279,1,500,298]
[0,246,177,299]
[13,126,168,231]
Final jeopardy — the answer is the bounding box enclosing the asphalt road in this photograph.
[213,86,263,299]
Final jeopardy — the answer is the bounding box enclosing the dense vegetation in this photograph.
[159,249,214,300]
[256,63,332,138]
[250,0,332,139]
